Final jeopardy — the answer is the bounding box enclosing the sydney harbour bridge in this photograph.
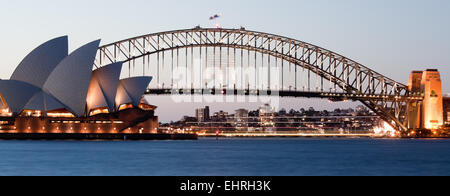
[93,27,426,134]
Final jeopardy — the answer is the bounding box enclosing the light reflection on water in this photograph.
[0,137,449,176]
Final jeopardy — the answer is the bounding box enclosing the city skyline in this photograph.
[0,0,449,178]
[163,103,381,135]
[173,103,368,123]
[1,0,449,123]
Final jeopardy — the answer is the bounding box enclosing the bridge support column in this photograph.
[407,100,422,130]
[407,69,444,132]
[421,69,444,130]
[407,71,423,130]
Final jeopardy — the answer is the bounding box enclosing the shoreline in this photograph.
[199,133,450,139]
[199,133,375,138]
[0,133,198,141]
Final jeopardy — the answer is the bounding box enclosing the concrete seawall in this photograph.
[0,133,198,141]
[199,132,376,138]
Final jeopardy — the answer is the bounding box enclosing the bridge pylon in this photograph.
[407,69,444,135]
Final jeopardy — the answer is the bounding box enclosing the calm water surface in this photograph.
[0,138,449,176]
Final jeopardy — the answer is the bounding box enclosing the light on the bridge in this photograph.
[373,122,398,137]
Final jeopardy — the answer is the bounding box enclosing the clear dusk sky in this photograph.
[0,0,449,122]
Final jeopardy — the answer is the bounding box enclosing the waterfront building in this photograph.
[355,105,368,114]
[195,106,210,122]
[444,97,450,127]
[0,36,158,133]
[165,105,382,133]
[259,104,275,131]
[234,109,249,131]
[212,110,228,121]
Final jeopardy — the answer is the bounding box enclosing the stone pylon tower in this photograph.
[407,71,423,129]
[407,69,444,130]
[421,69,444,129]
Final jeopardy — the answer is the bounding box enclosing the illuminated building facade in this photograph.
[444,97,450,127]
[407,69,444,130]
[0,36,158,134]
[421,69,444,130]
[407,71,423,129]
[195,106,210,122]
[234,109,249,131]
[259,104,275,127]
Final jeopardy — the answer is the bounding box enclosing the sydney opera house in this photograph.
[0,36,159,137]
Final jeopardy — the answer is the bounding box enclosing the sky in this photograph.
[0,0,449,122]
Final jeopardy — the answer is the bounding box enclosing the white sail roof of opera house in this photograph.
[10,36,68,88]
[86,62,123,113]
[0,80,41,114]
[0,36,154,117]
[43,40,101,117]
[115,77,153,109]
[23,91,67,112]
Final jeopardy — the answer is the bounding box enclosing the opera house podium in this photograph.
[0,36,196,140]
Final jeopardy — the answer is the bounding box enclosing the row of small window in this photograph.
[0,121,12,125]
[50,121,124,124]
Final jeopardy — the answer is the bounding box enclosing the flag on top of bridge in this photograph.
[209,14,221,20]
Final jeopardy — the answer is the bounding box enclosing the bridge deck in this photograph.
[145,88,422,101]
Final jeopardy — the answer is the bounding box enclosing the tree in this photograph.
[306,107,316,116]
[289,109,296,115]
[279,108,287,115]
[299,108,306,114]
[249,110,259,117]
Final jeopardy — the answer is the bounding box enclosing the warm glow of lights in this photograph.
[47,112,75,118]
[139,103,157,111]
[89,108,109,116]
[373,122,399,137]
[22,110,43,117]
[1,112,12,117]
[119,104,134,111]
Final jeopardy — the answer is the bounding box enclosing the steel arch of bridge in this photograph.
[95,27,421,132]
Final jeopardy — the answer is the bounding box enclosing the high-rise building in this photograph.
[234,109,249,131]
[195,106,210,122]
[259,104,275,127]
[213,110,228,121]
[444,97,450,126]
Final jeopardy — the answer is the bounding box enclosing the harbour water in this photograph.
[0,138,449,176]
